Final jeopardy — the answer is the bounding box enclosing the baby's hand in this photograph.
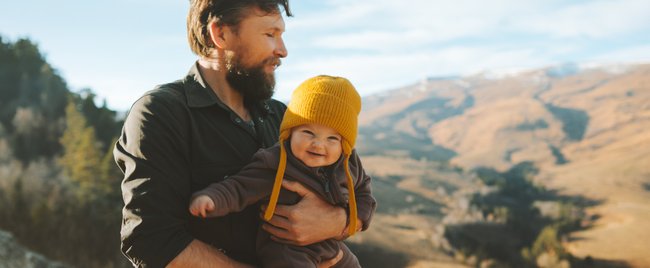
[189,195,215,218]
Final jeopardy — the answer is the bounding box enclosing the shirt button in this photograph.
[235,118,241,123]
[258,118,264,123]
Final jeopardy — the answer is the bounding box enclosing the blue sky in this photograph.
[2,0,649,111]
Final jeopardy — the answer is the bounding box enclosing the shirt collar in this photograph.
[185,62,221,108]
[184,61,275,116]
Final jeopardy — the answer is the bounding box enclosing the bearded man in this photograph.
[114,1,351,267]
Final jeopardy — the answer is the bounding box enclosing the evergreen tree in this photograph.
[76,89,122,151]
[59,98,104,202]
[100,137,123,207]
[1,37,68,162]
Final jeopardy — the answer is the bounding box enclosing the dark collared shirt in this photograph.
[114,63,286,267]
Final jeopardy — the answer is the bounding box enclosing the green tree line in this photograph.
[0,36,127,267]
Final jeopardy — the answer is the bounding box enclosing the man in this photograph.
[114,0,361,267]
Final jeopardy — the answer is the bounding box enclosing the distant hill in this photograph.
[356,62,650,267]
[359,63,648,169]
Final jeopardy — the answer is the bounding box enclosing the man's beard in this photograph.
[226,53,280,102]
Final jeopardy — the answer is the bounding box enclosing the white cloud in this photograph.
[290,0,546,42]
[289,0,649,52]
[591,45,650,63]
[519,0,650,38]
[310,30,435,51]
[288,2,383,30]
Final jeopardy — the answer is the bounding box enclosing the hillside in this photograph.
[356,62,650,267]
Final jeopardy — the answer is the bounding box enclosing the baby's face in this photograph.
[290,123,343,167]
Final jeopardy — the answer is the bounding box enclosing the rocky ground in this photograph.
[0,230,68,268]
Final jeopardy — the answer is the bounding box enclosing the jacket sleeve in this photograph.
[114,90,194,268]
[191,150,276,217]
[350,150,377,231]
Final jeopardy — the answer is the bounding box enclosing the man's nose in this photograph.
[275,37,288,58]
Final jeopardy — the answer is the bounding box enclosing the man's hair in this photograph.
[187,0,292,57]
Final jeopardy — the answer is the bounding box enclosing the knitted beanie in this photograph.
[263,75,362,236]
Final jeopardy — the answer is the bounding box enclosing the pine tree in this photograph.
[1,37,68,161]
[59,97,103,202]
[99,138,123,207]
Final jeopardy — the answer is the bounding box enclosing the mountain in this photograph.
[355,62,650,267]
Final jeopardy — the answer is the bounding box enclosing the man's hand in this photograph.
[260,180,346,246]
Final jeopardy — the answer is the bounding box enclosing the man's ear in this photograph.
[208,21,228,49]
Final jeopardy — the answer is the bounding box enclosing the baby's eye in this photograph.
[327,136,341,141]
[302,130,315,136]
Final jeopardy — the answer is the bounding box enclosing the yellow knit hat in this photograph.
[264,75,362,236]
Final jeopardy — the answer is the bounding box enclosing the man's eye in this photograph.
[265,33,273,37]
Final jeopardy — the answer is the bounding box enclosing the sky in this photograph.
[1,0,650,111]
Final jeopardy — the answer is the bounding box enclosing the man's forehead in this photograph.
[240,7,285,29]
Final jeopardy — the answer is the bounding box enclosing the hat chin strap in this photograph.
[264,136,359,237]
[342,142,358,236]
[264,131,290,221]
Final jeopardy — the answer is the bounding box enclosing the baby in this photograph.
[190,75,376,267]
